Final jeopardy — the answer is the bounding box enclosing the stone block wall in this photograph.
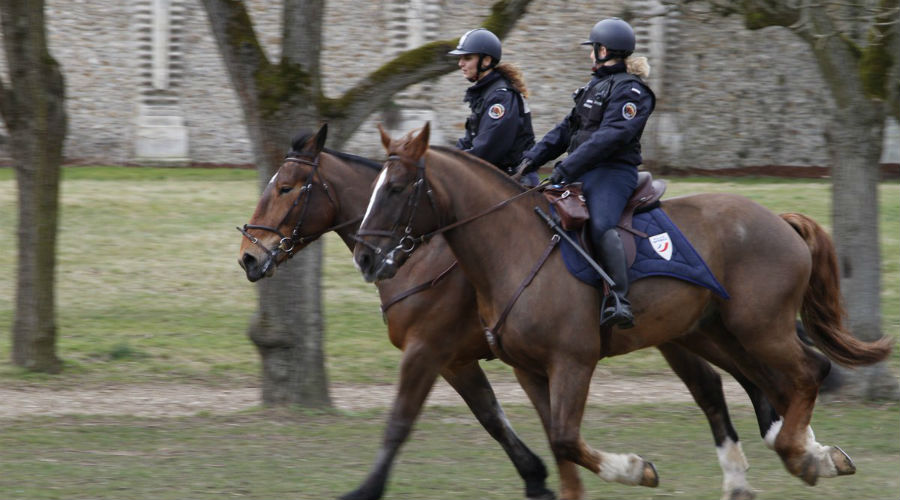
[0,0,893,170]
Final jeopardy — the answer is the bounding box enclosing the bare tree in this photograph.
[200,0,534,406]
[666,0,899,399]
[0,0,67,373]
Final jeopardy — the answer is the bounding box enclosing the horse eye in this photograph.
[279,185,293,195]
[388,183,405,194]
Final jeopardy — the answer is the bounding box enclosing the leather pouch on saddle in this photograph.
[543,183,589,231]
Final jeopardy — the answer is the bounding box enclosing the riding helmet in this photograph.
[448,28,502,62]
[581,18,635,55]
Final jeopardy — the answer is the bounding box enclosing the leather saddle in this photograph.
[577,171,667,267]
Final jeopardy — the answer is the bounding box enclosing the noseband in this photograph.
[238,153,357,262]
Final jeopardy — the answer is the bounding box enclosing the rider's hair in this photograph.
[494,63,529,99]
[625,55,650,79]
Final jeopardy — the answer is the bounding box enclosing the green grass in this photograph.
[0,168,897,385]
[0,402,896,499]
[0,167,897,499]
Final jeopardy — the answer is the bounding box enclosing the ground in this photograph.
[0,375,748,418]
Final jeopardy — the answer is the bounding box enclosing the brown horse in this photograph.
[238,125,787,500]
[353,123,893,497]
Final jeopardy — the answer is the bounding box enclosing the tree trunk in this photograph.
[807,14,899,400]
[246,119,330,407]
[825,104,899,400]
[0,0,67,373]
[722,0,900,401]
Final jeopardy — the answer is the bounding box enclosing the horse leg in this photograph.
[513,367,585,500]
[657,342,755,500]
[713,312,847,485]
[340,341,440,500]
[546,362,659,488]
[441,362,555,500]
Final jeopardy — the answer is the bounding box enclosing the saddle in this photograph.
[617,171,667,266]
[571,171,667,266]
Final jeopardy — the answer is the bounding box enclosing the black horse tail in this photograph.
[780,213,893,366]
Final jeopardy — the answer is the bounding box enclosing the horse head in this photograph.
[354,122,442,282]
[238,123,340,282]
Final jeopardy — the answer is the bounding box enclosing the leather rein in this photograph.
[354,154,546,263]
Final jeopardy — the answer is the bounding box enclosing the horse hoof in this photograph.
[798,454,819,486]
[640,460,659,487]
[339,488,380,500]
[830,446,856,476]
[526,489,557,500]
[724,487,756,500]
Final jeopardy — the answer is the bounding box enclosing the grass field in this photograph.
[0,167,897,499]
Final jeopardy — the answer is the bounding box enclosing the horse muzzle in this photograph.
[239,250,277,282]
[354,248,399,283]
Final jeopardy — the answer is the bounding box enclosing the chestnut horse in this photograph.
[353,123,892,497]
[239,125,787,500]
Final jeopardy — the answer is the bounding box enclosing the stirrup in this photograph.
[600,292,634,329]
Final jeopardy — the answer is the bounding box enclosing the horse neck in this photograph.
[428,150,549,297]
[320,152,380,251]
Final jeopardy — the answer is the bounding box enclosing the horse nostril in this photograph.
[356,253,371,273]
[240,252,257,271]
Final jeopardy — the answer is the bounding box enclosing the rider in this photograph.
[450,28,538,187]
[514,18,656,329]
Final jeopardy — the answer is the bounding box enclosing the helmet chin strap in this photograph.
[469,54,496,82]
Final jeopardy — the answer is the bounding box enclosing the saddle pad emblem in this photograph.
[650,232,673,260]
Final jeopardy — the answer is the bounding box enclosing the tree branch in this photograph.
[283,0,324,93]
[324,0,534,141]
[199,0,272,112]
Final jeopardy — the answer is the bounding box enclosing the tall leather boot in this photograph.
[598,228,634,329]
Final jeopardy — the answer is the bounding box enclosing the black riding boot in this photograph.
[598,228,634,329]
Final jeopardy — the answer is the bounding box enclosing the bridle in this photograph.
[354,152,544,266]
[353,154,442,266]
[237,152,360,264]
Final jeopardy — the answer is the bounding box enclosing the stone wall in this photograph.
[0,0,895,169]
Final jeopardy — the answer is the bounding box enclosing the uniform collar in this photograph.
[592,61,627,79]
[464,71,504,102]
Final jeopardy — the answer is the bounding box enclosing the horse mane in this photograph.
[289,130,381,171]
[429,145,525,191]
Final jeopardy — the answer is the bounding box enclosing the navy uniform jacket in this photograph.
[457,71,535,172]
[523,63,655,180]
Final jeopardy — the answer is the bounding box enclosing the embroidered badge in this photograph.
[622,102,638,120]
[488,103,505,119]
[650,232,673,261]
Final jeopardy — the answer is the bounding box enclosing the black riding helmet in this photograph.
[448,28,502,80]
[581,18,635,64]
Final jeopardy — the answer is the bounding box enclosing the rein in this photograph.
[354,152,547,263]
[237,154,361,261]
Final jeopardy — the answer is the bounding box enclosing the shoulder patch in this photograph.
[488,103,505,119]
[630,87,642,95]
[622,102,637,120]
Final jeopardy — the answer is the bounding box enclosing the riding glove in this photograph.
[549,163,566,185]
[514,158,534,176]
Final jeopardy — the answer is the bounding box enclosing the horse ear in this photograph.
[410,122,431,159]
[313,123,328,154]
[378,123,392,152]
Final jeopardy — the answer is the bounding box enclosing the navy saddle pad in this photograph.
[559,207,729,299]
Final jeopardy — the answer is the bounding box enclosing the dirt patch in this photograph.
[0,376,749,419]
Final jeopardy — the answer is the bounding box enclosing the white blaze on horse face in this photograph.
[267,171,279,186]
[362,167,390,227]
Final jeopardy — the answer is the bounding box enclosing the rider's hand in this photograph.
[549,163,566,185]
[510,158,533,182]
